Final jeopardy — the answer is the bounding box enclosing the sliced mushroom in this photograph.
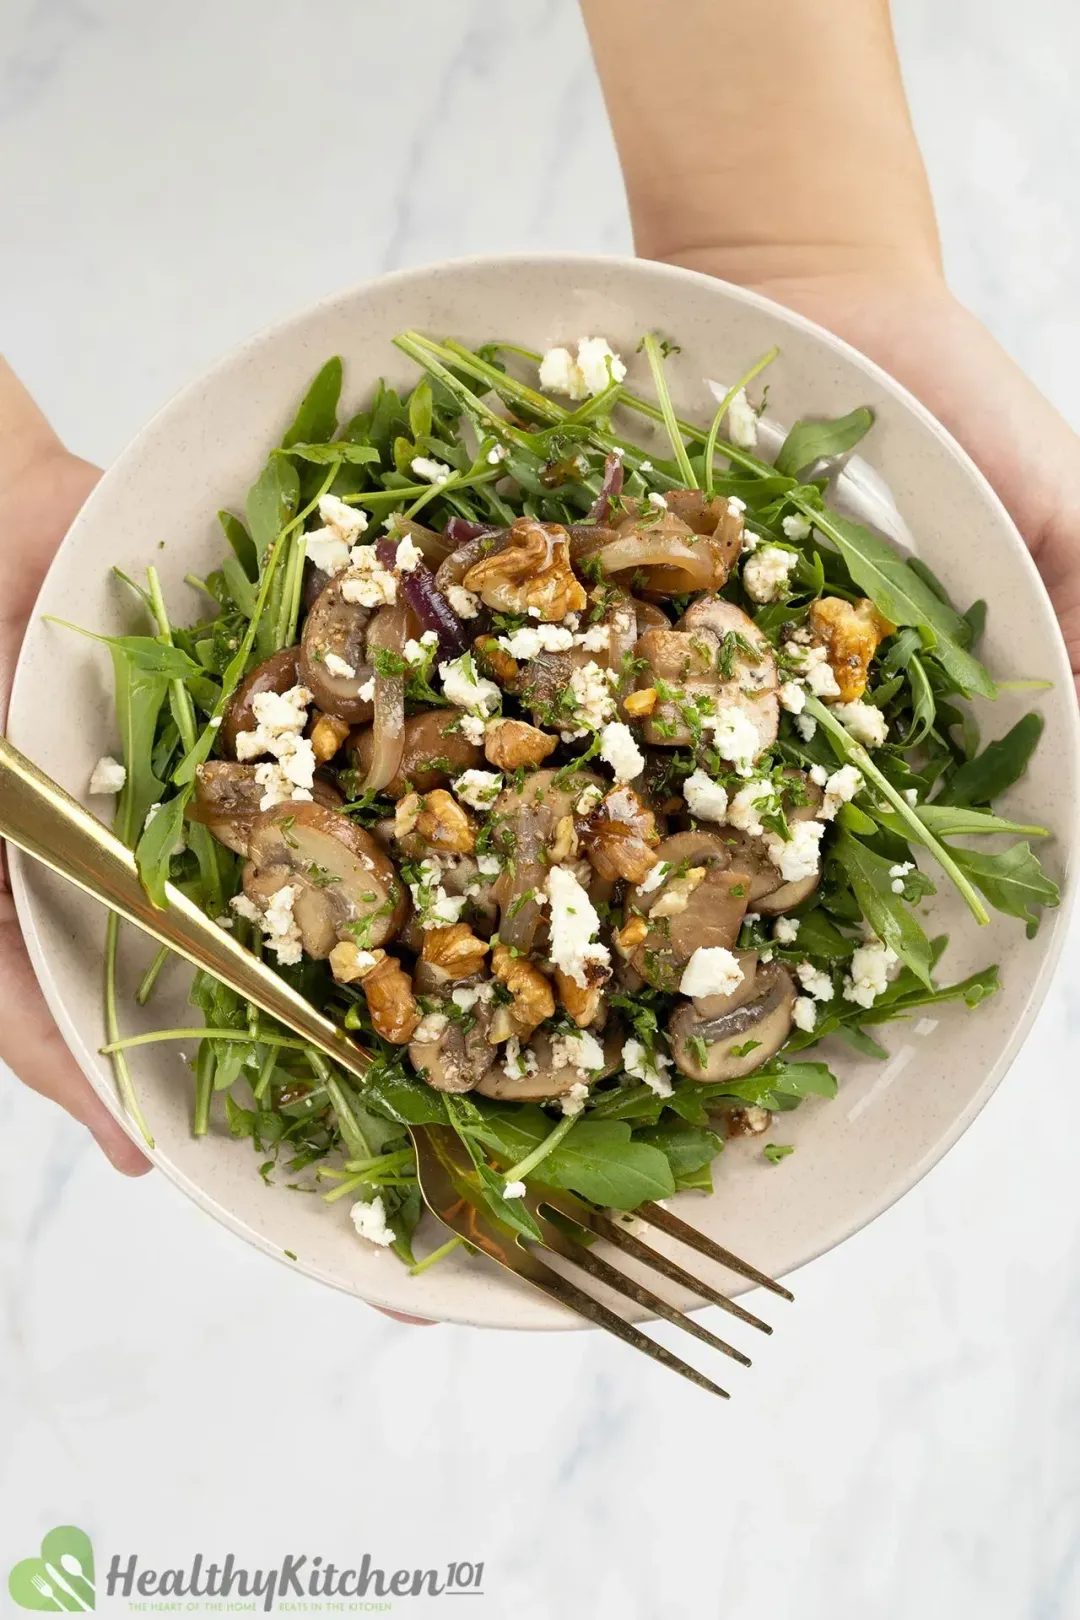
[677,596,779,758]
[347,707,484,798]
[669,961,796,1081]
[635,628,718,747]
[474,1026,622,1102]
[221,648,300,758]
[298,574,375,722]
[718,770,824,914]
[409,1001,497,1094]
[624,830,751,990]
[488,767,606,953]
[189,762,342,854]
[243,801,407,958]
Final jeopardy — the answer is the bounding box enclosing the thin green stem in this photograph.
[252,1044,278,1103]
[100,1027,311,1054]
[703,348,779,498]
[316,1061,371,1162]
[193,1041,214,1137]
[409,1235,465,1276]
[805,696,990,924]
[502,1111,578,1184]
[103,913,155,1147]
[641,333,697,487]
[184,572,213,597]
[134,944,170,1007]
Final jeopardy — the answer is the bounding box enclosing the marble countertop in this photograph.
[2,2,1078,1616]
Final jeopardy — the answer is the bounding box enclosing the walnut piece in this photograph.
[421,923,491,980]
[484,717,558,771]
[724,1104,771,1138]
[361,953,422,1044]
[623,687,658,718]
[310,710,352,763]
[581,785,660,885]
[462,517,587,622]
[555,967,603,1028]
[329,942,385,985]
[474,635,519,686]
[397,788,476,854]
[615,915,649,954]
[491,942,556,1038]
[809,596,895,702]
[549,814,578,866]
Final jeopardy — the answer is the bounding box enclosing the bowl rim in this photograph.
[8,249,1079,1329]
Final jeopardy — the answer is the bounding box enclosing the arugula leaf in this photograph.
[831,831,934,986]
[938,713,1044,806]
[905,654,936,746]
[635,1121,723,1192]
[48,621,202,678]
[279,442,379,466]
[134,794,188,907]
[246,455,300,558]
[763,1143,795,1165]
[281,356,343,449]
[896,805,1048,840]
[408,377,434,442]
[466,1105,676,1210]
[943,842,1060,933]
[361,1061,449,1126]
[809,513,996,698]
[774,407,873,479]
[217,509,258,581]
[790,909,854,960]
[859,962,1001,1021]
[112,651,169,844]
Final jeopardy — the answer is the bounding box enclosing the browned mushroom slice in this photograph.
[636,628,719,748]
[409,1002,497,1094]
[474,1027,621,1102]
[243,802,407,959]
[188,763,342,854]
[488,767,607,953]
[298,575,376,722]
[347,707,484,799]
[669,962,796,1081]
[221,648,301,759]
[624,830,751,990]
[677,595,779,758]
[718,769,824,915]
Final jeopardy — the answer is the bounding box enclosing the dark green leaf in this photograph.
[815,515,996,698]
[943,842,1060,931]
[774,408,873,479]
[217,510,258,581]
[791,909,854,960]
[938,713,1044,807]
[134,792,189,907]
[245,455,300,558]
[831,831,934,986]
[281,356,342,449]
[408,377,434,442]
[111,652,169,846]
[635,1121,723,1191]
[279,442,379,466]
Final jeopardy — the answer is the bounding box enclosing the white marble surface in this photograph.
[2,2,1079,1615]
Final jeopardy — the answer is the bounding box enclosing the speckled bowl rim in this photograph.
[8,252,1079,1329]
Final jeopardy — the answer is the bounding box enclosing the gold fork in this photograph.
[0,735,792,1395]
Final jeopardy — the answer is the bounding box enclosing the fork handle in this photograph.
[0,736,371,1083]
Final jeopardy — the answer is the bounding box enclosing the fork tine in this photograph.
[536,1208,752,1367]
[589,1212,773,1334]
[636,1202,795,1302]
[515,1248,731,1398]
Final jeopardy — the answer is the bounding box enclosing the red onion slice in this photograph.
[361,605,407,794]
[588,451,624,525]
[376,536,471,662]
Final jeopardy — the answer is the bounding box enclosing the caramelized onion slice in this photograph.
[360,604,408,795]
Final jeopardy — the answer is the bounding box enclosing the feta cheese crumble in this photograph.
[233,684,317,809]
[546,864,611,988]
[843,939,899,1008]
[782,513,811,540]
[889,861,914,895]
[458,714,486,746]
[779,681,806,714]
[439,654,501,718]
[648,491,668,510]
[503,1180,527,1199]
[821,764,863,820]
[304,495,369,574]
[773,916,801,945]
[562,660,617,738]
[727,778,776,838]
[445,583,481,619]
[792,996,818,1032]
[796,961,834,1001]
[323,651,356,680]
[726,387,759,449]
[794,712,818,742]
[682,768,729,823]
[89,755,127,796]
[453,768,503,810]
[411,455,452,485]
[679,946,744,999]
[622,1038,673,1098]
[498,624,574,659]
[340,544,398,608]
[350,1195,396,1247]
[320,493,368,543]
[259,882,304,966]
[550,1028,606,1080]
[539,336,627,401]
[743,544,797,604]
[560,1081,590,1117]
[599,721,644,783]
[707,703,760,775]
[395,533,424,572]
[407,857,468,930]
[765,818,825,882]
[575,783,604,816]
[831,700,889,749]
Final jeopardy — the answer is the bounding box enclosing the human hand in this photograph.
[0,361,150,1173]
[680,258,1080,700]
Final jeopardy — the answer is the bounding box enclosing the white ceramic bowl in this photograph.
[8,254,1078,1328]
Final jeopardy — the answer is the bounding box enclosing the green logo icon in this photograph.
[8,1527,96,1611]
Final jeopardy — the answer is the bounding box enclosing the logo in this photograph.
[9,1526,96,1612]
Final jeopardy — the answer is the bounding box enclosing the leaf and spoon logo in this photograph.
[8,1527,96,1612]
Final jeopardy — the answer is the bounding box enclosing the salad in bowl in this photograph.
[75,327,1059,1267]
